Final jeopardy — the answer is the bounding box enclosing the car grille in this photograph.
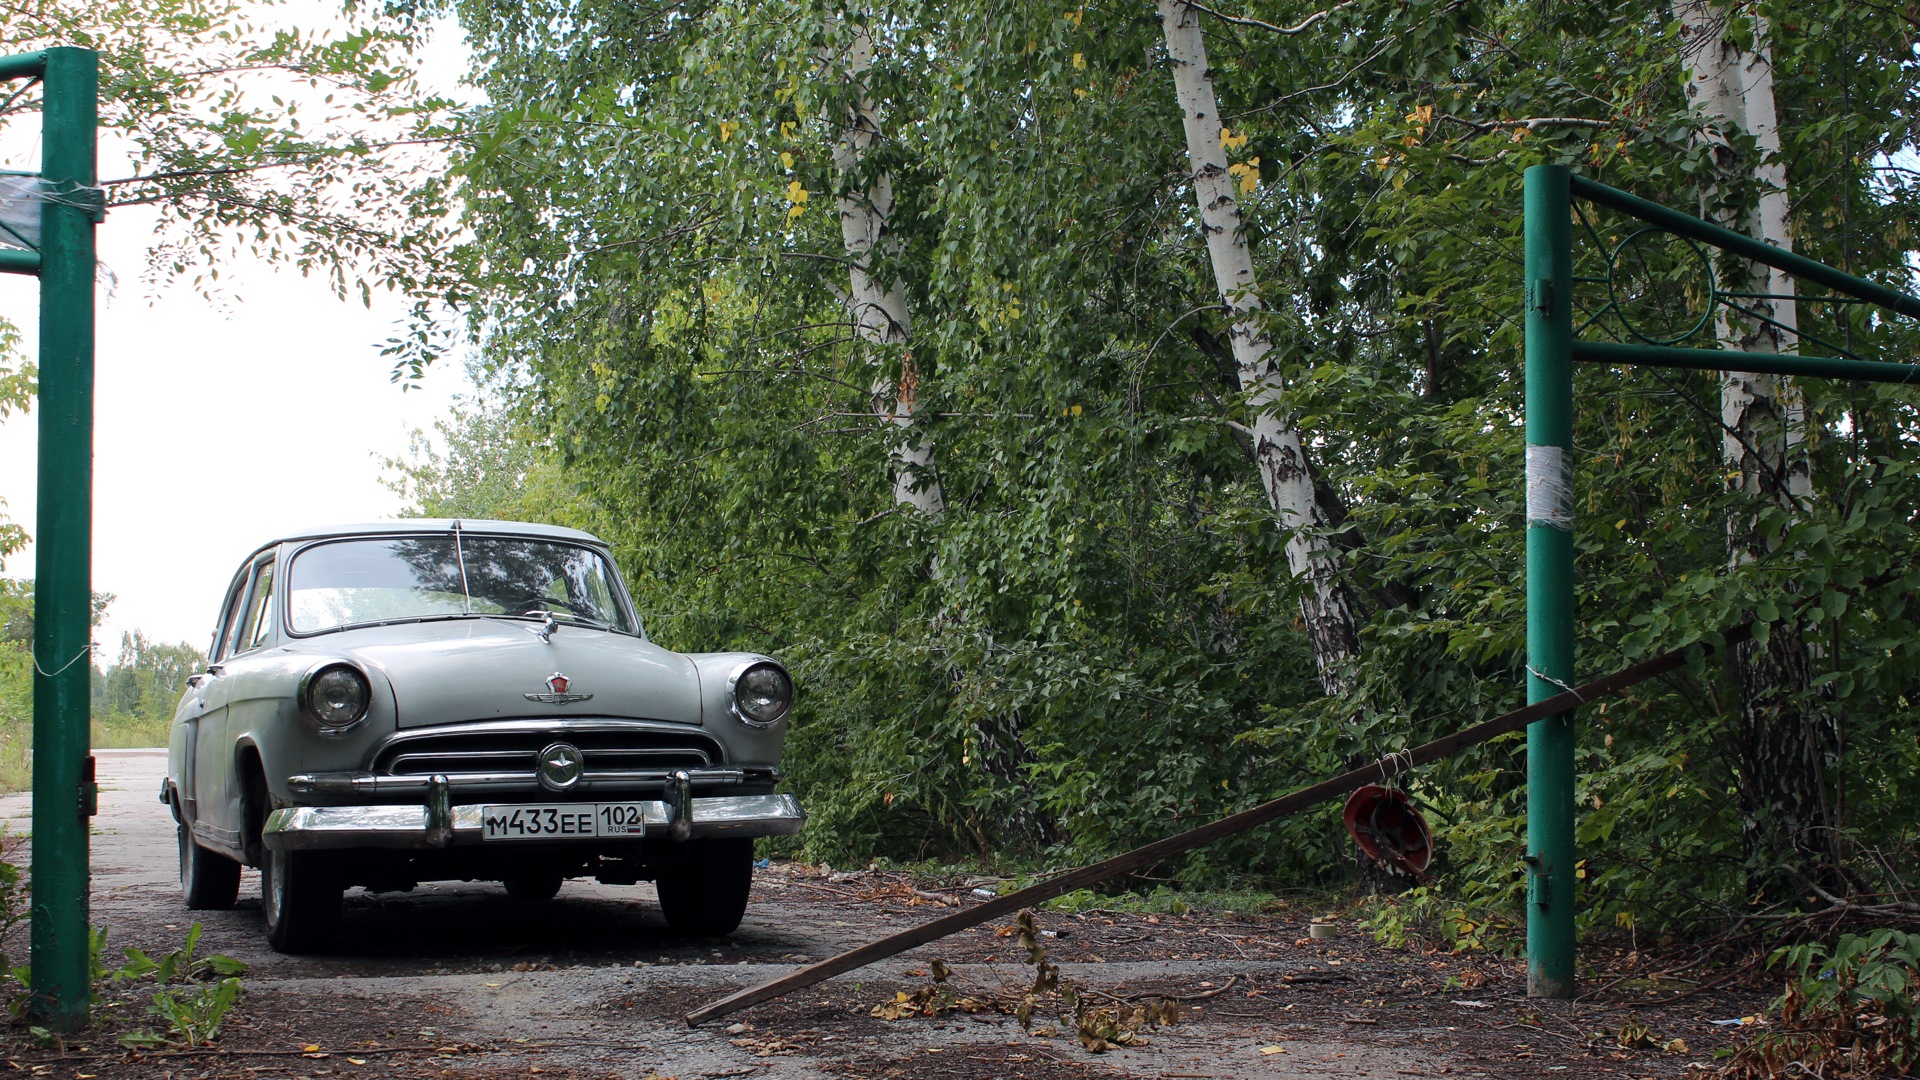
[371,722,725,787]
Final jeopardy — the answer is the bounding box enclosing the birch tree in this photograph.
[1156,0,1361,696]
[1673,0,1846,899]
[828,18,945,516]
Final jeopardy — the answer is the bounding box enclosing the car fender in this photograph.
[233,650,400,808]
[685,652,792,768]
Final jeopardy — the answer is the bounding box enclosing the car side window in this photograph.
[233,557,278,654]
[208,571,252,663]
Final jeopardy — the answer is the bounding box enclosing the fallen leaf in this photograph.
[347,1058,367,1066]
[1665,1038,1689,1054]
[1260,1045,1288,1054]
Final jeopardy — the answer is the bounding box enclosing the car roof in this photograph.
[267,519,608,546]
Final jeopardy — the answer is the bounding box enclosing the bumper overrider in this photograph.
[262,770,805,852]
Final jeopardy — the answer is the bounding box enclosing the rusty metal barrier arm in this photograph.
[686,625,1750,1027]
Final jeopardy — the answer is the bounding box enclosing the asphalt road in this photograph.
[0,750,1516,1079]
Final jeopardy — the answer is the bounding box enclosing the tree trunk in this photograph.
[1159,0,1389,889]
[829,21,945,516]
[1674,0,1846,902]
[1156,0,1361,698]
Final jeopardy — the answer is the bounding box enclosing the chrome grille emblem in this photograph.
[524,671,594,706]
[535,742,585,792]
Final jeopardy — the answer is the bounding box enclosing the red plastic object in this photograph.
[1342,785,1434,878]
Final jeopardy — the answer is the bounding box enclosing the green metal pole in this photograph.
[0,51,47,82]
[1523,165,1576,999]
[28,45,98,1032]
[1572,340,1920,385]
[1570,176,1920,320]
[0,249,40,276]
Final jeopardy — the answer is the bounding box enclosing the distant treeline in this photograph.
[1,580,202,783]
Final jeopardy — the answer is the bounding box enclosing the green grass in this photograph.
[92,715,169,751]
[0,718,169,795]
[0,732,26,794]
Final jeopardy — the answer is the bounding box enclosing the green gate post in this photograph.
[1522,164,1577,999]
[0,46,100,1032]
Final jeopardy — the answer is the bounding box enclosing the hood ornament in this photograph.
[524,671,594,706]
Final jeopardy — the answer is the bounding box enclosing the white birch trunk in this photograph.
[1674,0,1807,524]
[1674,0,1845,900]
[1157,0,1359,695]
[830,23,945,516]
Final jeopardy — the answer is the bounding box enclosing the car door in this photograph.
[193,552,277,852]
[173,561,250,838]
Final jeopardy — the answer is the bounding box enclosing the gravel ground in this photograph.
[0,750,1774,1078]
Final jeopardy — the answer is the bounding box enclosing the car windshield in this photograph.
[285,534,637,635]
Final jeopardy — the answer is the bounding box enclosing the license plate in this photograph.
[481,803,648,840]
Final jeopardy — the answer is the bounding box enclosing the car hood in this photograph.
[305,619,704,729]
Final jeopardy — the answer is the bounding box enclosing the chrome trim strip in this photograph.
[261,794,806,851]
[193,820,242,848]
[372,718,728,756]
[286,765,770,795]
[387,747,714,772]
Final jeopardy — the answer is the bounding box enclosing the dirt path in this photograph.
[0,751,1769,1078]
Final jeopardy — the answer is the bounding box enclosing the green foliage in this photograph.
[118,922,249,985]
[2,0,461,300]
[1359,879,1523,956]
[144,977,242,1047]
[0,326,30,568]
[1720,930,1920,1078]
[379,381,599,526]
[0,641,29,794]
[428,0,1920,944]
[120,925,249,1048]
[0,873,248,1047]
[1044,886,1191,917]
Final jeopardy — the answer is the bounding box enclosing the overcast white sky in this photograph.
[1,14,475,660]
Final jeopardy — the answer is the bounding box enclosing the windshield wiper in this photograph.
[353,612,492,630]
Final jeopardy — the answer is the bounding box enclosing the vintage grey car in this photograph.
[162,520,804,953]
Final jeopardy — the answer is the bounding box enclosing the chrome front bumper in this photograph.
[262,790,805,852]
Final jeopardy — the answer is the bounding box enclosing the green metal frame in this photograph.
[1,46,99,1032]
[1521,165,1920,999]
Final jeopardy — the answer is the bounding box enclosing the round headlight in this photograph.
[730,662,792,727]
[303,664,370,731]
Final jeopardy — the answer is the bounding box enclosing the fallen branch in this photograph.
[686,627,1750,1026]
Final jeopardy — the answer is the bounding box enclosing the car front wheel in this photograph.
[178,821,241,910]
[262,847,343,954]
[655,837,753,937]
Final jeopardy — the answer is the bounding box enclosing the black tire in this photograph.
[503,874,564,902]
[655,838,754,937]
[177,821,241,911]
[261,846,343,954]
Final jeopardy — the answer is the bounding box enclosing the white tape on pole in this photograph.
[1525,443,1573,531]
